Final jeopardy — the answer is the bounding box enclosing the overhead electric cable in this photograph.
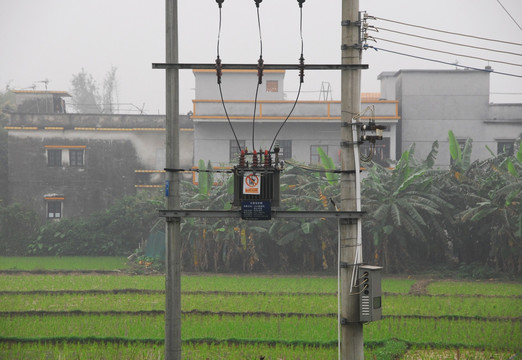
[365,45,522,79]
[215,0,242,152]
[373,37,522,67]
[376,26,522,57]
[373,16,522,46]
[269,0,306,152]
[495,0,522,31]
[251,0,264,151]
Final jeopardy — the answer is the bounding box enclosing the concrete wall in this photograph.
[194,70,285,101]
[392,70,495,167]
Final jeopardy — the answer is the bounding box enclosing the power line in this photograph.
[495,0,522,31]
[372,37,522,68]
[372,15,522,46]
[375,26,522,57]
[215,1,242,152]
[269,1,306,152]
[365,45,522,79]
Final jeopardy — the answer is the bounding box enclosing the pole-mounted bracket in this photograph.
[340,218,358,225]
[341,20,361,27]
[159,209,365,219]
[341,43,363,51]
[340,140,363,148]
[340,318,360,325]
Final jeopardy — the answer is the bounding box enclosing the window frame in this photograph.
[69,149,84,167]
[310,145,328,165]
[47,201,62,219]
[266,80,279,93]
[47,149,62,167]
[497,140,515,156]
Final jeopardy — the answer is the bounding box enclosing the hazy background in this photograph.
[1,0,521,114]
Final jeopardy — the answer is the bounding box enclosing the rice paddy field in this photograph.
[0,257,521,359]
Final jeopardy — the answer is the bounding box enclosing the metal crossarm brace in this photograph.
[159,209,364,219]
[152,63,369,70]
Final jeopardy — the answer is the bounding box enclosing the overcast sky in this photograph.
[1,0,521,114]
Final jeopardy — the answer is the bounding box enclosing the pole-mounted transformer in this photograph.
[233,145,282,219]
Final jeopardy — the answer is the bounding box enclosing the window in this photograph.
[277,140,292,160]
[310,145,328,164]
[266,80,278,93]
[69,149,84,167]
[47,201,62,219]
[497,141,515,156]
[47,149,62,167]
[230,140,246,162]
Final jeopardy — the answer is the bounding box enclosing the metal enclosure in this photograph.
[358,265,383,322]
[233,168,280,207]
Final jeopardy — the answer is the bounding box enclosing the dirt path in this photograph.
[408,279,433,295]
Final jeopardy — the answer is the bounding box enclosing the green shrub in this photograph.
[0,203,40,256]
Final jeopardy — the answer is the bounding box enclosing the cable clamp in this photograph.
[341,121,363,127]
[341,20,361,27]
[340,141,363,148]
[340,218,358,225]
[341,43,362,51]
[340,318,360,325]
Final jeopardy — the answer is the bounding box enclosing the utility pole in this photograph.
[165,0,181,359]
[340,0,363,359]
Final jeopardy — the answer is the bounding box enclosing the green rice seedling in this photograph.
[0,274,165,292]
[384,294,521,317]
[365,317,521,351]
[0,341,343,360]
[428,281,522,296]
[0,292,336,314]
[7,275,146,292]
[0,314,337,343]
[0,293,166,312]
[1,271,416,295]
[0,257,127,271]
[403,348,516,359]
[182,275,337,293]
[381,279,416,294]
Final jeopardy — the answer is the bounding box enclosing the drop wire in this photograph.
[216,2,242,152]
[269,2,305,152]
[251,3,263,151]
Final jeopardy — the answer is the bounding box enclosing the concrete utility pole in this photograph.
[340,0,363,358]
[165,0,181,359]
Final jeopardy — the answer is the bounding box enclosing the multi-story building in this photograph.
[4,90,193,221]
[192,69,400,167]
[378,69,522,166]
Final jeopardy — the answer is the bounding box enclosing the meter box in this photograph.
[359,265,382,322]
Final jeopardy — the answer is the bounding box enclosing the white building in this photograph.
[192,69,399,167]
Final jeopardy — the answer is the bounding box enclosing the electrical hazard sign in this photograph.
[243,173,261,195]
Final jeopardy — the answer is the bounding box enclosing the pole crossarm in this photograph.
[152,63,369,70]
[159,209,364,219]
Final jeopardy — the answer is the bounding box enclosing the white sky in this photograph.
[1,0,521,115]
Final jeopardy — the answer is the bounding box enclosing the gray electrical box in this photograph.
[359,265,383,322]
